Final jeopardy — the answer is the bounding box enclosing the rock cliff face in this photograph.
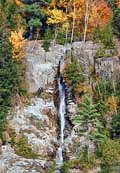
[0,41,120,173]
[25,41,69,94]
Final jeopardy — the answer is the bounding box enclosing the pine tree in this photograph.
[73,95,105,159]
[0,20,25,138]
[20,2,47,39]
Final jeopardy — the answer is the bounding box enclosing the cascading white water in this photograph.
[56,76,66,167]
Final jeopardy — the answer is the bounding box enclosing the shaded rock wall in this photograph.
[95,56,120,80]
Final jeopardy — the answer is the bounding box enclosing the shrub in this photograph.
[113,8,120,36]
[63,58,85,95]
[56,30,66,45]
[13,134,38,159]
[61,150,99,173]
[42,28,54,41]
[47,161,57,173]
[95,48,112,59]
[99,139,120,172]
[111,111,120,137]
[94,24,115,49]
[42,40,51,52]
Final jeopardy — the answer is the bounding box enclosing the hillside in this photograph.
[1,0,120,173]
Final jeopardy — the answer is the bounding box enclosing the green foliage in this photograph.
[47,161,57,173]
[115,78,120,102]
[6,2,18,29]
[94,26,102,44]
[73,95,104,141]
[42,40,51,51]
[41,28,54,51]
[93,80,114,102]
[0,17,26,137]
[56,30,66,45]
[102,24,115,49]
[94,24,115,49]
[9,129,38,159]
[21,3,45,30]
[73,95,100,130]
[113,8,120,36]
[0,29,14,134]
[0,0,25,30]
[28,18,42,28]
[21,4,44,17]
[93,80,115,119]
[106,0,116,10]
[14,135,38,159]
[111,111,120,137]
[99,139,120,172]
[95,48,114,59]
[42,27,54,41]
[63,58,85,94]
[61,149,99,173]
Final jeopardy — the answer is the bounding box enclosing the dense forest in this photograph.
[1,0,120,173]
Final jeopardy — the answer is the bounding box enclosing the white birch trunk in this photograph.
[83,0,89,42]
[71,0,75,43]
[65,6,68,43]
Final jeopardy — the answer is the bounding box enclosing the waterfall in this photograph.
[58,77,65,144]
[56,68,66,169]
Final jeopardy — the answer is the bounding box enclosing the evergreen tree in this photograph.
[0,0,24,30]
[73,95,105,159]
[111,111,120,138]
[113,8,120,36]
[21,1,51,39]
[0,16,25,138]
[107,0,116,10]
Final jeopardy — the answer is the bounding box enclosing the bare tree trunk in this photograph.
[30,29,39,53]
[88,123,91,161]
[71,0,75,44]
[54,27,58,45]
[65,6,68,43]
[83,0,89,42]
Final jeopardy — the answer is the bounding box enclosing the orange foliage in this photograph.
[95,0,113,29]
[116,0,120,8]
[47,0,112,39]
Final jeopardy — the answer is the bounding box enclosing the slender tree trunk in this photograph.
[97,82,102,101]
[83,0,89,42]
[30,28,39,53]
[65,6,68,44]
[54,27,58,45]
[103,80,107,100]
[111,62,116,94]
[88,124,91,161]
[71,0,75,44]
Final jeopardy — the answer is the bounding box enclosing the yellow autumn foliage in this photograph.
[47,0,112,39]
[10,27,26,61]
[84,84,93,97]
[107,95,118,116]
[15,0,23,7]
[46,8,67,25]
